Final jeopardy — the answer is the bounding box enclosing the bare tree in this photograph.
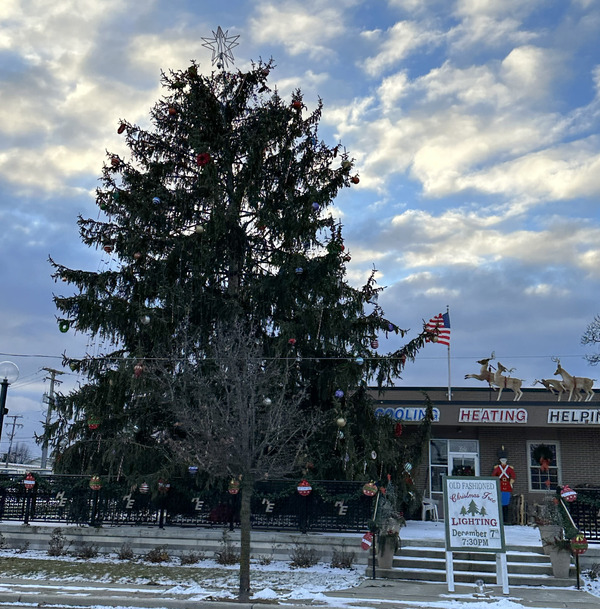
[8,442,32,464]
[164,322,319,601]
[582,315,600,365]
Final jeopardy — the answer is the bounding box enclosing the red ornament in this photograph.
[350,176,360,184]
[23,473,36,490]
[88,418,100,430]
[103,244,113,253]
[571,534,588,555]
[139,482,149,494]
[134,363,144,378]
[89,475,102,491]
[228,479,240,495]
[168,107,177,116]
[157,479,170,494]
[370,339,379,349]
[394,423,403,437]
[291,100,302,110]
[288,338,296,345]
[117,123,126,134]
[363,481,378,497]
[196,152,211,166]
[361,532,373,551]
[560,485,577,502]
[297,479,312,496]
[110,156,120,167]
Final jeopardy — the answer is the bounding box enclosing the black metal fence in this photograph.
[568,487,600,541]
[0,474,376,533]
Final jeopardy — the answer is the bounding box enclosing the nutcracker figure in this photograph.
[492,448,516,524]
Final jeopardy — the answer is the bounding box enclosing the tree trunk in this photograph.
[238,474,254,601]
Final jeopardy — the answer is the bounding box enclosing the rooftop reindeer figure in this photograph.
[492,362,523,401]
[552,358,595,402]
[534,379,565,401]
[465,354,495,384]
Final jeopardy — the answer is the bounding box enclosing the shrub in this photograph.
[48,528,68,556]
[330,544,356,569]
[15,541,29,554]
[215,531,239,565]
[257,554,273,565]
[289,542,318,568]
[0,532,6,549]
[144,545,170,563]
[117,542,134,560]
[72,543,99,559]
[180,551,203,565]
[584,563,600,580]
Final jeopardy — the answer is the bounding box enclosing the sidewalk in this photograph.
[323,578,600,608]
[0,576,597,609]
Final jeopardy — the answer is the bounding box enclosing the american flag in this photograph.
[425,312,451,346]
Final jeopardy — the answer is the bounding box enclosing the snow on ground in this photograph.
[0,521,597,608]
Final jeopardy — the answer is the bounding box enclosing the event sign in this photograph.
[443,476,506,553]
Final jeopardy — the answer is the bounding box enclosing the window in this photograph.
[527,441,560,492]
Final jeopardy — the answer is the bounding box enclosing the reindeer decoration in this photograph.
[492,362,524,401]
[552,358,595,402]
[534,379,565,401]
[464,356,494,383]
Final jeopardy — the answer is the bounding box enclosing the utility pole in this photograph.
[42,368,63,470]
[4,415,23,467]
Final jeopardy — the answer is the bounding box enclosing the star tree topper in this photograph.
[201,26,239,69]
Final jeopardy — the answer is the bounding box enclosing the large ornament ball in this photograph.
[351,176,360,184]
[168,107,177,116]
[355,356,364,365]
[141,315,151,325]
[152,197,161,204]
[195,225,205,234]
[312,202,320,211]
[404,462,413,473]
[288,338,296,345]
[388,323,395,332]
[295,267,303,274]
[263,397,272,406]
[335,389,344,398]
[139,482,149,494]
[371,339,379,349]
[336,417,347,428]
[110,156,120,167]
[134,252,142,260]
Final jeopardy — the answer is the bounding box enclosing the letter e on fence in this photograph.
[192,498,204,511]
[56,491,67,507]
[334,500,348,516]
[262,498,275,513]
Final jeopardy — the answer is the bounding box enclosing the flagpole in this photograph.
[446,305,452,401]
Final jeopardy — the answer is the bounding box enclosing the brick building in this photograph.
[370,386,600,522]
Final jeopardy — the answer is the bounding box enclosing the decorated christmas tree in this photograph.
[47,38,433,487]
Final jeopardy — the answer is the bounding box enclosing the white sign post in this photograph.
[443,476,508,594]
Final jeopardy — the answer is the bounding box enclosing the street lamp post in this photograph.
[0,362,20,458]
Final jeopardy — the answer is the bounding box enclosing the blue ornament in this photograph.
[355,356,364,365]
[388,323,394,331]
[312,202,319,211]
[335,389,344,398]
[152,197,161,204]
[188,466,199,475]
[295,267,303,274]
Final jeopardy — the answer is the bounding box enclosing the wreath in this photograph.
[532,444,553,466]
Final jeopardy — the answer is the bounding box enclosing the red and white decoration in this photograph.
[361,532,373,551]
[560,485,577,502]
[297,479,312,496]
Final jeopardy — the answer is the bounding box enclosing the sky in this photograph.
[1,0,600,457]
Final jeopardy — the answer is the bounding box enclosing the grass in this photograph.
[0,555,232,583]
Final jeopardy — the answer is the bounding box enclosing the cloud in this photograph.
[249,1,350,59]
[362,21,440,76]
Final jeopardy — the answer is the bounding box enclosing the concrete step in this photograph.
[367,542,576,587]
